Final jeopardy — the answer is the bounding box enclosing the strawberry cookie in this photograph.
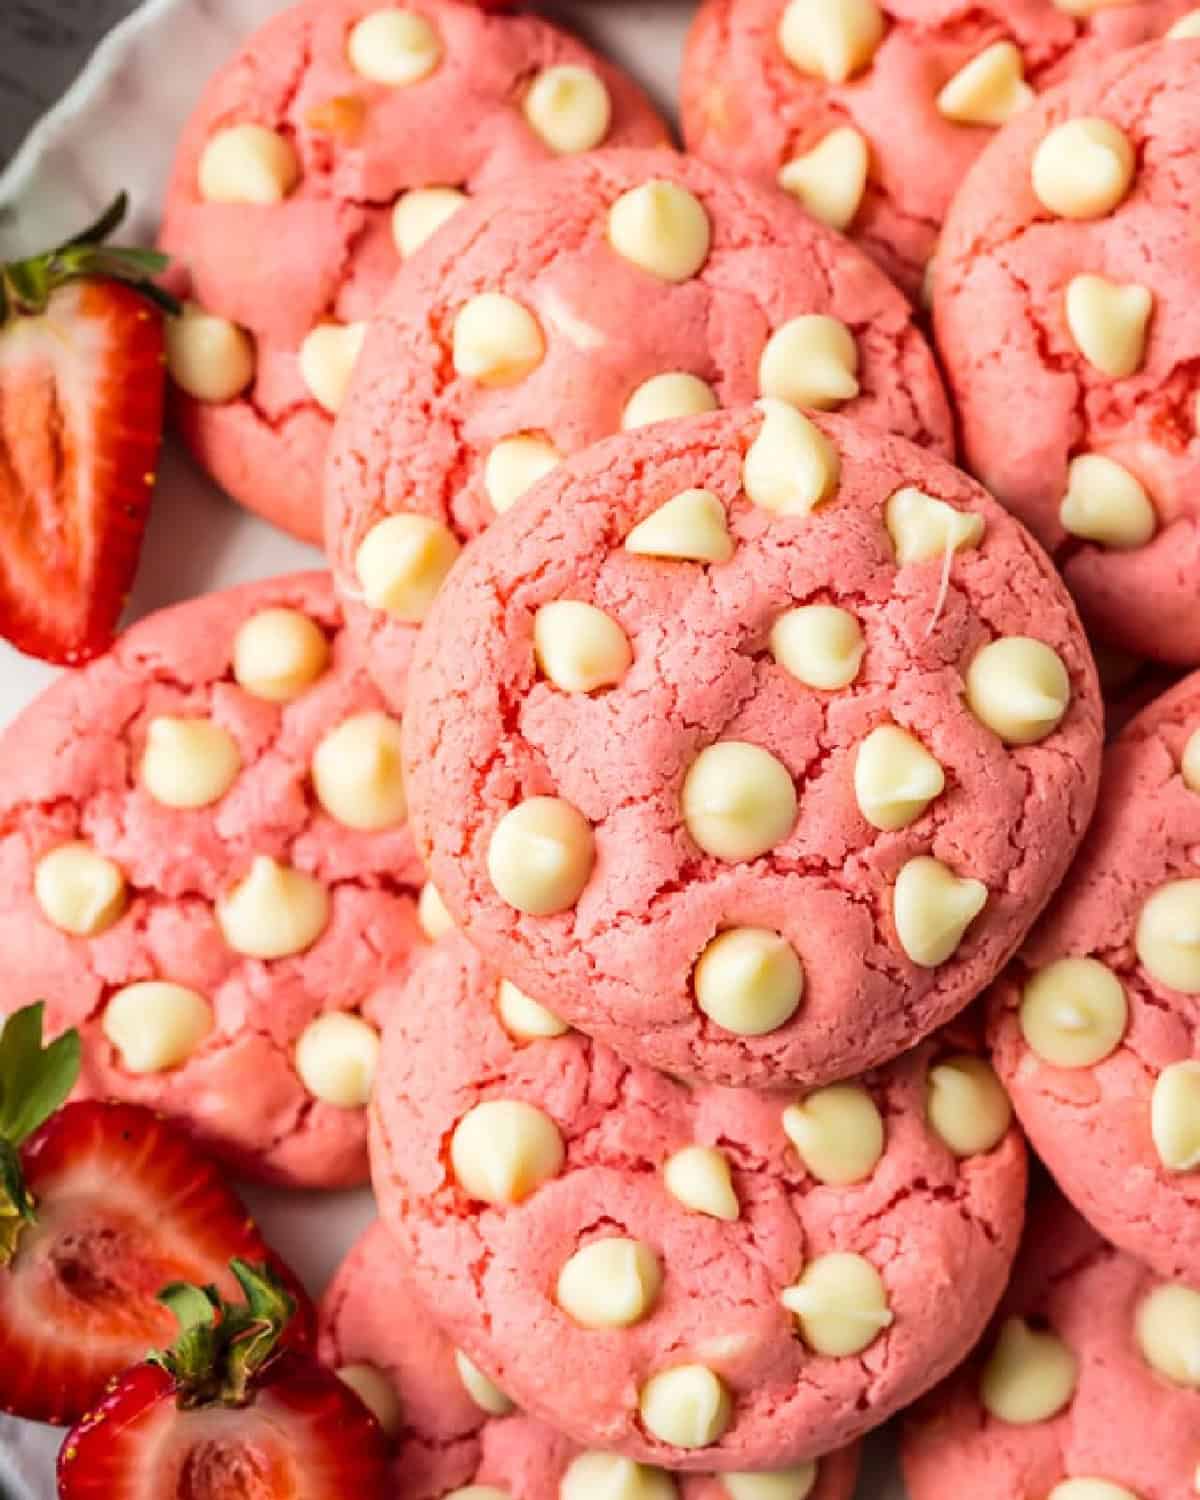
[0,573,425,1188]
[324,146,954,700]
[902,1193,1200,1500]
[401,405,1102,1089]
[988,670,1200,1282]
[935,39,1200,664]
[680,0,1200,300]
[368,936,1027,1469]
[158,0,667,544]
[321,1220,863,1500]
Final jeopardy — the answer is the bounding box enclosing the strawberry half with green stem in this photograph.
[0,193,176,665]
[0,1003,314,1426]
[58,1260,390,1500]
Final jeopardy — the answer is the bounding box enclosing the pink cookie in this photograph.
[988,670,1200,1282]
[325,146,954,700]
[369,934,1028,1470]
[902,1192,1200,1500]
[0,573,425,1188]
[320,1220,863,1500]
[680,0,1197,300]
[935,39,1200,664]
[158,0,667,543]
[402,404,1102,1089]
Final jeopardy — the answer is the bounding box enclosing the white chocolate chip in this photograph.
[299,322,368,415]
[743,399,840,517]
[1052,0,1135,11]
[487,796,594,916]
[663,1145,740,1221]
[1048,1484,1140,1500]
[140,716,241,810]
[523,65,612,154]
[1137,880,1200,993]
[445,1489,510,1500]
[312,712,407,831]
[347,8,442,86]
[777,0,885,82]
[216,855,330,960]
[166,303,256,403]
[1032,118,1135,220]
[483,435,561,514]
[624,489,734,564]
[294,1013,380,1107]
[936,42,1033,127]
[893,856,987,968]
[1151,1061,1200,1172]
[769,605,865,691]
[853,724,945,831]
[452,293,545,387]
[622,373,718,430]
[778,128,870,232]
[721,1468,818,1500]
[102,982,213,1074]
[607,181,712,283]
[693,927,804,1036]
[496,978,569,1041]
[781,1252,893,1357]
[355,514,462,622]
[682,741,797,861]
[392,186,467,257]
[454,1349,514,1416]
[758,316,860,412]
[1060,454,1156,549]
[979,1317,1078,1425]
[783,1084,884,1185]
[886,486,985,565]
[561,1453,677,1500]
[450,1098,565,1204]
[418,880,454,940]
[198,124,300,205]
[34,842,127,937]
[557,1237,663,1329]
[965,637,1071,745]
[1019,957,1128,1068]
[1065,275,1153,380]
[1168,9,1200,37]
[1135,1282,1200,1388]
[336,1364,403,1435]
[926,1055,1012,1156]
[534,601,633,694]
[639,1365,733,1449]
[1182,729,1200,793]
[232,608,329,702]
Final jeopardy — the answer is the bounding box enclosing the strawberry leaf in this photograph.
[0,1138,34,1264]
[0,1004,81,1148]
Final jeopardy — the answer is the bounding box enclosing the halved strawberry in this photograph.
[0,194,174,665]
[58,1260,390,1500]
[0,1004,314,1426]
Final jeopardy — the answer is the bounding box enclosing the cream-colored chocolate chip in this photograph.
[694,927,804,1035]
[312,712,407,831]
[758,316,860,412]
[743,399,840,517]
[778,128,869,232]
[1135,1283,1200,1388]
[1032,118,1134,220]
[1048,1483,1140,1500]
[781,1252,893,1357]
[663,1145,739,1221]
[232,608,329,702]
[783,1085,884,1185]
[348,8,442,86]
[639,1365,732,1449]
[102,982,213,1074]
[140,716,241,810]
[557,1238,663,1329]
[624,489,734,564]
[34,842,126,937]
[450,1099,565,1204]
[523,65,611,154]
[166,303,255,403]
[392,186,467,257]
[854,725,945,831]
[355,514,461,622]
[607,181,711,283]
[216,855,329,959]
[682,741,797,861]
[622,373,718,431]
[534,601,632,694]
[418,880,454,940]
[927,1055,1011,1156]
[937,42,1033,127]
[295,1013,380,1107]
[1052,0,1135,11]
[452,293,545,387]
[777,0,885,82]
[893,856,987,968]
[886,486,985,565]
[1137,880,1200,993]
[1168,9,1200,37]
[965,637,1071,745]
[1151,1061,1200,1172]
[1065,275,1153,380]
[444,1490,510,1500]
[454,1349,514,1416]
[496,978,568,1041]
[980,1317,1078,1425]
[1060,454,1156,549]
[1182,729,1200,793]
[299,322,368,415]
[770,605,864,691]
[198,124,300,204]
[1019,957,1128,1068]
[722,1468,817,1500]
[336,1365,403,1435]
[487,796,594,916]
[483,435,560,514]
[562,1453,677,1500]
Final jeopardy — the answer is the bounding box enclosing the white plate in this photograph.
[0,4,900,1493]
